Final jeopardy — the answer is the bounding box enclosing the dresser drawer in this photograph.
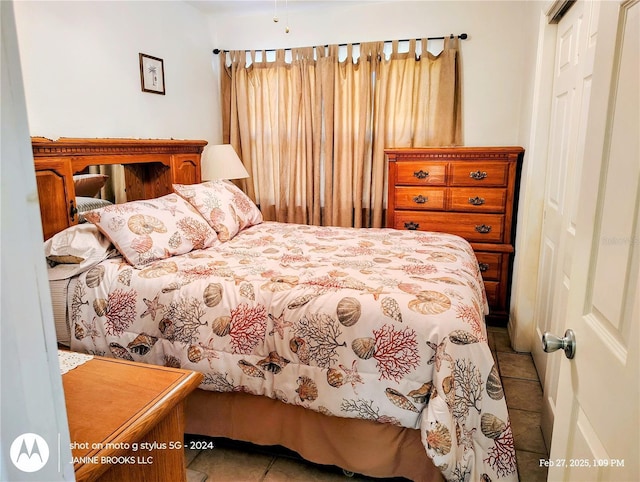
[392,211,505,243]
[483,280,501,308]
[450,162,510,187]
[395,162,447,185]
[449,188,508,213]
[474,251,504,280]
[394,187,446,210]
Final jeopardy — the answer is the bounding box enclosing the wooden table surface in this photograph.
[62,356,202,481]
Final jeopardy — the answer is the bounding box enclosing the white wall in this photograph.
[205,0,531,146]
[13,0,547,351]
[14,0,221,160]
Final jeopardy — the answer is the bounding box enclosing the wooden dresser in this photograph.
[386,147,524,325]
[63,356,202,482]
[32,137,207,240]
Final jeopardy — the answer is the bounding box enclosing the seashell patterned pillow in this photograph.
[173,180,263,242]
[83,193,219,267]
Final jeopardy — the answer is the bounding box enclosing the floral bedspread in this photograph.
[68,222,517,481]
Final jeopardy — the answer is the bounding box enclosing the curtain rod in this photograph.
[212,33,467,54]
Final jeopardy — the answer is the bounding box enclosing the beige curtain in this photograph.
[228,48,318,223]
[221,37,461,228]
[328,42,384,227]
[371,36,461,226]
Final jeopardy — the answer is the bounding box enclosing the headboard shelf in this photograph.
[33,137,208,240]
[32,137,208,155]
[32,137,207,171]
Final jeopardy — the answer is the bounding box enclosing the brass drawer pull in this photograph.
[413,170,429,180]
[469,170,488,180]
[404,221,420,230]
[475,224,492,234]
[468,196,485,206]
[413,195,428,204]
[478,262,489,272]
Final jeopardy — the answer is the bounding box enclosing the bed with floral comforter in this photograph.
[64,221,517,481]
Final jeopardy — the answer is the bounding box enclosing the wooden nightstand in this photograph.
[62,356,202,482]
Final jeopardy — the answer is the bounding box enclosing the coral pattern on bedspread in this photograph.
[69,222,517,481]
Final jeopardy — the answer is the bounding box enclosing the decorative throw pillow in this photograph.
[83,193,219,267]
[173,181,263,242]
[73,174,109,197]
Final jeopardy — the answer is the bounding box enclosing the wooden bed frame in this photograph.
[32,137,207,240]
[33,137,443,482]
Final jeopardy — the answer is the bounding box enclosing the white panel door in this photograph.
[531,0,597,446]
[547,0,639,480]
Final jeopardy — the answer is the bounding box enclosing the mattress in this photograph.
[50,278,75,346]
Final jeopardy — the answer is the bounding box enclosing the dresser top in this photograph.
[385,146,524,161]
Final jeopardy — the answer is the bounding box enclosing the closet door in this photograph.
[532,0,596,445]
[543,1,639,479]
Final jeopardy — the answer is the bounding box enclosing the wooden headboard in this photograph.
[32,137,208,240]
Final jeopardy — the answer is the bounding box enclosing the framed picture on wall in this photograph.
[139,53,165,95]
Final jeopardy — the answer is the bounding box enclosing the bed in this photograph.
[38,138,518,482]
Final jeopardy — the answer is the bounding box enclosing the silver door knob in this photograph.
[542,329,576,359]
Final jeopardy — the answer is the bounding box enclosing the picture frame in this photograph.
[139,53,165,95]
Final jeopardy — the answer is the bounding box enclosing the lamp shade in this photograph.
[201,144,250,180]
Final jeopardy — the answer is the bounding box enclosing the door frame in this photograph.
[512,0,597,450]
[509,0,561,356]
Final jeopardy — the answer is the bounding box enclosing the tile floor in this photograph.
[488,326,549,482]
[184,326,549,482]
